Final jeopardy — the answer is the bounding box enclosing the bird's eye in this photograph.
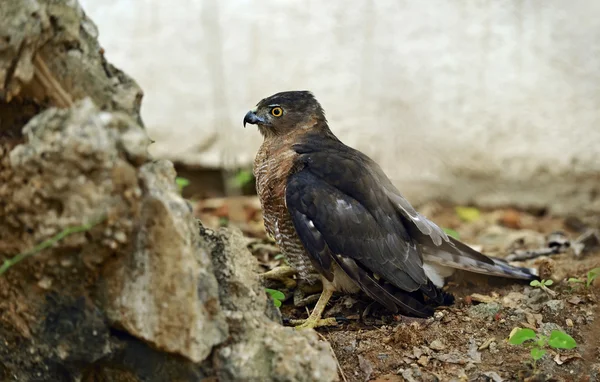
[271,107,283,117]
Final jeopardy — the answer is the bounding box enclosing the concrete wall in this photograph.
[79,0,600,214]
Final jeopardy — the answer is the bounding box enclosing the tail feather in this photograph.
[421,244,538,287]
[332,254,448,317]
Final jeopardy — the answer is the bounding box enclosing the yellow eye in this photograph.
[271,107,283,117]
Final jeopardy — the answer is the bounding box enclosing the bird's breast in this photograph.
[254,143,317,280]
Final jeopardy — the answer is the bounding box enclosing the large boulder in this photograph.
[0,1,338,381]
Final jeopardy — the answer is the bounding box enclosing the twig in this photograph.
[316,332,348,382]
[0,216,105,276]
[33,54,74,108]
[505,247,560,262]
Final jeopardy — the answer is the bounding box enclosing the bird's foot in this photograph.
[260,265,297,289]
[289,316,339,330]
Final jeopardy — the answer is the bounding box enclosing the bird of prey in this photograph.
[243,91,537,329]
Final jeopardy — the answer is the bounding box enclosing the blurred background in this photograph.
[79,0,600,216]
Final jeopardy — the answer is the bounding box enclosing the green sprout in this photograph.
[530,279,556,297]
[455,206,480,223]
[586,267,600,288]
[0,216,106,276]
[443,227,460,240]
[265,288,285,308]
[175,177,190,193]
[234,169,254,188]
[509,328,577,371]
[566,267,600,289]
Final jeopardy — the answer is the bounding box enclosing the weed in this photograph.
[265,288,285,307]
[586,267,600,287]
[234,169,254,188]
[0,216,106,276]
[455,206,480,223]
[530,279,556,297]
[442,227,460,240]
[176,176,190,193]
[566,267,600,289]
[509,328,577,371]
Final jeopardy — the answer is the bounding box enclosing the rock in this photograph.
[103,160,228,363]
[539,322,563,336]
[468,302,501,319]
[0,2,338,380]
[470,293,497,304]
[358,354,374,380]
[489,341,499,354]
[499,209,522,229]
[526,288,549,305]
[544,299,565,313]
[468,338,482,363]
[429,339,446,351]
[201,226,338,382]
[0,99,209,380]
[501,291,526,309]
[482,371,504,382]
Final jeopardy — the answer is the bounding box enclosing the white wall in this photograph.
[79,0,600,214]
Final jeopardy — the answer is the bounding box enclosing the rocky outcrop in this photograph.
[0,1,337,381]
[203,227,338,382]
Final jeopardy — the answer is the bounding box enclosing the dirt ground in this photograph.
[195,196,600,382]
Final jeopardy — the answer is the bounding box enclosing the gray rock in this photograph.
[429,339,446,351]
[468,302,501,319]
[0,1,339,380]
[544,299,565,313]
[202,226,338,382]
[539,322,563,336]
[103,159,229,363]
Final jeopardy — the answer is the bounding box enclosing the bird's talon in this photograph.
[293,316,339,330]
[260,265,297,289]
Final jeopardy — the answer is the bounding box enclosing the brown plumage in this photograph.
[244,91,537,329]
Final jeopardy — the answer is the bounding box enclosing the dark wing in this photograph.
[382,173,536,280]
[286,137,447,316]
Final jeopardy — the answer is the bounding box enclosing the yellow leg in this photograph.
[294,282,338,330]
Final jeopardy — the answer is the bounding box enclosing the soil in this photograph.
[197,197,600,382]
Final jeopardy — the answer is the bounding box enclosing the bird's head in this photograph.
[243,91,327,138]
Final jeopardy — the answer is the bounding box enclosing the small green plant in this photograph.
[0,216,106,276]
[265,288,285,307]
[509,328,577,371]
[587,267,600,287]
[455,206,480,223]
[566,267,600,289]
[442,227,460,240]
[234,169,254,188]
[530,279,553,288]
[530,279,556,296]
[175,177,190,193]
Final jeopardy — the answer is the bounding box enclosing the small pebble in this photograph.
[478,337,496,350]
[434,311,444,321]
[429,339,445,351]
[37,277,52,290]
[545,299,565,313]
[489,341,499,354]
[60,257,74,267]
[566,318,574,327]
[417,355,429,367]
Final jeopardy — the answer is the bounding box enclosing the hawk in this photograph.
[243,91,536,329]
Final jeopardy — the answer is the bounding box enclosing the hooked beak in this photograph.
[243,110,265,128]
